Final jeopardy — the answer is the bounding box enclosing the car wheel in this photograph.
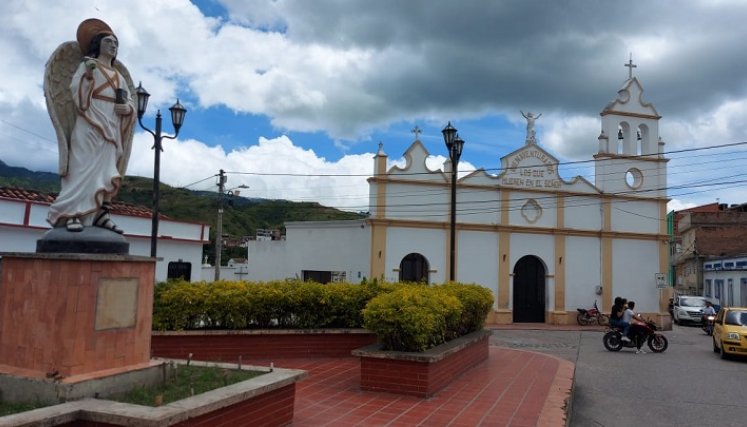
[713,337,720,353]
[673,314,679,325]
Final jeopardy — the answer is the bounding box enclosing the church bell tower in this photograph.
[594,56,668,198]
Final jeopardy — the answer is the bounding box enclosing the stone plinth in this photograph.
[0,253,155,380]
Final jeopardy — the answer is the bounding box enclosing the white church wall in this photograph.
[458,230,499,294]
[384,182,448,222]
[386,226,446,283]
[458,189,501,225]
[565,236,603,310]
[564,196,602,230]
[507,191,558,229]
[611,239,661,313]
[610,199,660,234]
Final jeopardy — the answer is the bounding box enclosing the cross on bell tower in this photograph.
[624,53,637,79]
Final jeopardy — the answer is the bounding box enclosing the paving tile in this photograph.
[244,345,570,427]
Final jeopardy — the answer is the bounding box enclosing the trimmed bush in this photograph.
[439,283,495,336]
[362,285,462,352]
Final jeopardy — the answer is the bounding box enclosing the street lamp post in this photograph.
[135,82,187,258]
[442,122,465,282]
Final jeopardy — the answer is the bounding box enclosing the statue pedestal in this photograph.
[0,253,155,380]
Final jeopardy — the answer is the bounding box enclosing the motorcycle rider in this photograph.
[609,297,630,342]
[702,300,716,334]
[625,301,647,353]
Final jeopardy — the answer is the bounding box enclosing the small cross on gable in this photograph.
[411,125,422,141]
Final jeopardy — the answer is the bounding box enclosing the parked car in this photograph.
[712,307,747,359]
[672,295,709,325]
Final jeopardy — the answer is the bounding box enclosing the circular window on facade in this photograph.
[625,168,643,189]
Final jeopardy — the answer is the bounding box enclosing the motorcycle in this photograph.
[577,300,609,326]
[702,314,716,335]
[603,319,669,353]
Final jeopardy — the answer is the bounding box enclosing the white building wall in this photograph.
[565,196,602,231]
[386,226,446,283]
[611,199,660,234]
[458,230,499,295]
[565,237,602,310]
[245,240,295,281]
[383,183,448,222]
[611,239,661,313]
[0,199,208,283]
[246,220,370,283]
[458,189,500,225]
[506,191,558,228]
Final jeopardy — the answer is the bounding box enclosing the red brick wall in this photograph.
[151,332,377,361]
[359,335,489,397]
[0,255,154,378]
[59,384,295,427]
[172,383,295,427]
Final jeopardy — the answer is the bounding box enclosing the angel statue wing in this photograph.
[113,58,136,177]
[43,41,81,177]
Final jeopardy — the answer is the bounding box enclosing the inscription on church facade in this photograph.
[502,149,561,188]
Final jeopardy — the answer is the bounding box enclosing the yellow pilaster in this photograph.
[554,195,565,312]
[658,199,669,313]
[498,190,511,309]
[602,197,612,310]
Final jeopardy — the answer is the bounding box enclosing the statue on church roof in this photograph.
[521,110,542,144]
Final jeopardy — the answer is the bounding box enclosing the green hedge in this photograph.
[152,280,494,352]
[152,279,379,330]
[361,283,494,352]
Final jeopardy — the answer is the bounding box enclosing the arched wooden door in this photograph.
[513,255,546,323]
[399,253,429,283]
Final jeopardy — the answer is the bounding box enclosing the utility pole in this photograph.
[214,169,226,281]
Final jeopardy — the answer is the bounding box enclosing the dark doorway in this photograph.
[303,270,332,284]
[167,261,192,281]
[513,255,546,322]
[399,253,429,283]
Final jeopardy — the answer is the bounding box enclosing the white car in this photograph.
[673,295,709,325]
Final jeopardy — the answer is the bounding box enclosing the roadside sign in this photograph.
[655,273,667,289]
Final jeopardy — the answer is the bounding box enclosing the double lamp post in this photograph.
[135,82,187,258]
[441,122,465,282]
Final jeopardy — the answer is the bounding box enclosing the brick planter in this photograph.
[152,329,377,361]
[352,329,491,398]
[0,360,306,427]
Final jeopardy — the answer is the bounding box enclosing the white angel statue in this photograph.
[44,18,136,233]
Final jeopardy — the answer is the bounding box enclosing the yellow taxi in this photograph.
[712,307,747,359]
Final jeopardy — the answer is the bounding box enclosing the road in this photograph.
[490,324,747,427]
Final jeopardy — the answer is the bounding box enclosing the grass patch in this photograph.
[0,401,46,417]
[111,364,265,407]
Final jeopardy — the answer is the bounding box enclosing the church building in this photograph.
[247,65,671,325]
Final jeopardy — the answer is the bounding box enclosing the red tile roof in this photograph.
[0,186,169,219]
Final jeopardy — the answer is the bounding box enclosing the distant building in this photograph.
[702,255,747,307]
[672,207,747,299]
[249,67,671,325]
[0,187,209,282]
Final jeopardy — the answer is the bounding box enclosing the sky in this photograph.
[2,0,747,213]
